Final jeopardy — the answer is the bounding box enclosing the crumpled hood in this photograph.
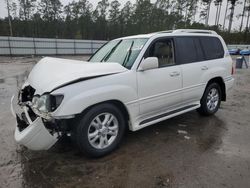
[27,57,127,94]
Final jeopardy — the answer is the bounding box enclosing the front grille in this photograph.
[16,85,38,132]
[16,114,29,131]
[16,107,38,132]
[19,85,35,103]
[28,106,37,121]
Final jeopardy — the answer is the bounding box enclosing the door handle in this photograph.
[170,71,180,77]
[201,66,208,70]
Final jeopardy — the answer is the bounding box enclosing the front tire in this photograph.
[197,82,222,116]
[75,103,126,157]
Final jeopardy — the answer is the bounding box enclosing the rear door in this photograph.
[175,36,225,104]
[175,36,207,104]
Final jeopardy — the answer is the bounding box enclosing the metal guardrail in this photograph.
[227,44,250,50]
[0,36,107,56]
[0,36,249,56]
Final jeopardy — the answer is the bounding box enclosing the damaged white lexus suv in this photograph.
[11,29,234,157]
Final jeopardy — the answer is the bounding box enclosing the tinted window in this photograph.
[146,38,175,67]
[200,37,224,60]
[175,37,198,64]
[193,38,204,62]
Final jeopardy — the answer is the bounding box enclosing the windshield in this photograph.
[89,38,148,69]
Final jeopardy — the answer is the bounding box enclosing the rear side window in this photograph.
[200,37,224,60]
[175,37,204,64]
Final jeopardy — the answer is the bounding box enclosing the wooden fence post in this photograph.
[74,39,76,55]
[33,37,36,56]
[8,36,12,56]
[55,38,58,55]
[91,40,93,54]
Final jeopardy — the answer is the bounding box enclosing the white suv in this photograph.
[11,29,234,157]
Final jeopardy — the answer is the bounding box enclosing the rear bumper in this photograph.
[11,96,58,150]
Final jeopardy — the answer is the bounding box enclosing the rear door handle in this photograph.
[170,71,180,77]
[201,66,208,70]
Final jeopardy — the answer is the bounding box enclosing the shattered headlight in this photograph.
[32,94,64,113]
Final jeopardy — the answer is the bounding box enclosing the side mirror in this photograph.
[138,57,159,71]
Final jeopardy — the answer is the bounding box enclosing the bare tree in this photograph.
[200,0,213,26]
[19,0,36,21]
[5,0,13,36]
[216,0,222,26]
[223,0,229,30]
[228,0,237,33]
[10,2,17,18]
[246,5,250,32]
[215,0,219,25]
[184,0,199,24]
[240,0,247,32]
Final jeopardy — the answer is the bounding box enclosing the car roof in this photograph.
[116,29,219,40]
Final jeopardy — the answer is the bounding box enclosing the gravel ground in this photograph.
[0,56,250,188]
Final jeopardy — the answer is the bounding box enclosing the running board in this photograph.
[139,104,199,126]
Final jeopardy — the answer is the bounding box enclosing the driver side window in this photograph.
[146,38,175,68]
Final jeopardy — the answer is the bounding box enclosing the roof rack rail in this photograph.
[172,29,217,35]
[149,30,173,35]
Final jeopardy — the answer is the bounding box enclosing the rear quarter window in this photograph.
[199,37,224,60]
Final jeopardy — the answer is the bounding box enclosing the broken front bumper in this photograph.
[11,95,58,150]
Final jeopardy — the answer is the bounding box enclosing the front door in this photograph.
[137,38,182,118]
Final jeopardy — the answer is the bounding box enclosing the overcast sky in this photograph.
[0,0,246,30]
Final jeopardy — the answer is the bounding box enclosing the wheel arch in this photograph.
[78,99,131,129]
[206,77,226,101]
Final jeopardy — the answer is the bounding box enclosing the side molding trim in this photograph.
[139,104,198,125]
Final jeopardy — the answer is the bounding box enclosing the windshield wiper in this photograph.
[101,40,122,62]
[122,41,134,66]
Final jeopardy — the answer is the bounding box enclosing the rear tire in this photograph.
[197,82,222,116]
[74,103,126,157]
